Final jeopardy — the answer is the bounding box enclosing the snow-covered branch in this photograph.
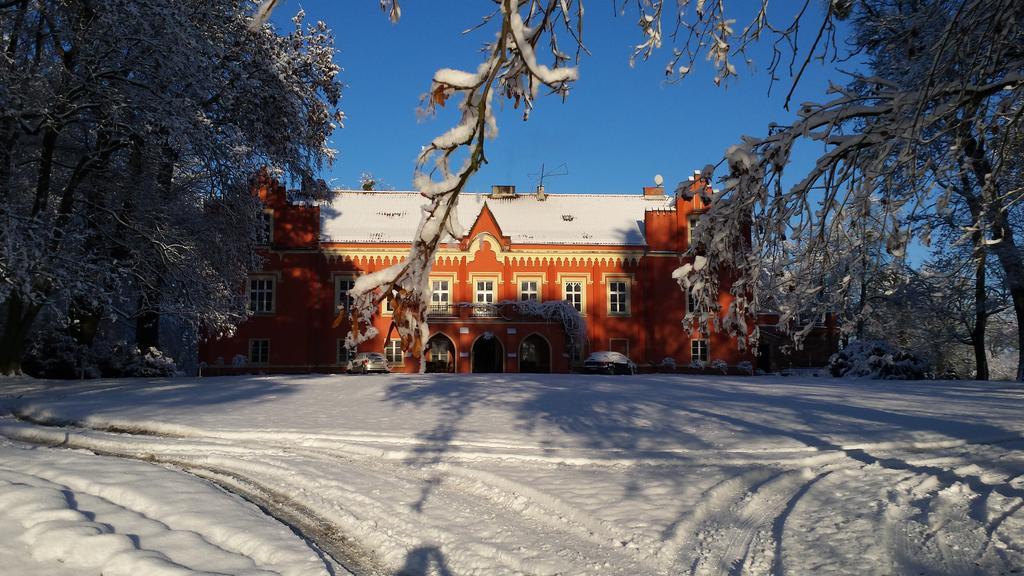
[342,0,584,371]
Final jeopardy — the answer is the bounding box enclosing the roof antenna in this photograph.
[528,162,568,201]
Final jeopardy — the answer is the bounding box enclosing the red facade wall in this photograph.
[199,178,755,374]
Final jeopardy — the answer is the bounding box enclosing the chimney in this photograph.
[535,184,547,201]
[643,173,666,199]
[489,184,516,198]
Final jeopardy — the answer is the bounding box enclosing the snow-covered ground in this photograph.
[1,373,1022,575]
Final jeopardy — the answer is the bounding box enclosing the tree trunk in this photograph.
[972,250,989,380]
[964,136,1024,381]
[136,282,162,352]
[0,293,41,375]
[133,145,176,352]
[963,173,990,381]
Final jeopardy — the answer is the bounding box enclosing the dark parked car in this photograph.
[351,352,390,374]
[583,351,637,375]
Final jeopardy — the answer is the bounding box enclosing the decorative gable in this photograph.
[459,203,512,251]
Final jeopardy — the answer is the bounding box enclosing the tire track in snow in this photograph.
[179,464,386,576]
[5,412,1024,575]
[0,418,650,575]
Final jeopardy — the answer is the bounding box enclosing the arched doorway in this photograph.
[518,334,551,373]
[471,333,504,373]
[425,333,456,373]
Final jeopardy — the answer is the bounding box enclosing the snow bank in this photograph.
[0,438,335,576]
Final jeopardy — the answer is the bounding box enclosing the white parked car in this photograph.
[351,352,390,374]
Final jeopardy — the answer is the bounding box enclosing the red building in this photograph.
[199,174,754,374]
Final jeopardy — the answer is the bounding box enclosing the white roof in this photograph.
[321,190,673,246]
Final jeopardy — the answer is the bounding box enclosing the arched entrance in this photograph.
[518,334,551,373]
[471,333,504,373]
[425,333,456,373]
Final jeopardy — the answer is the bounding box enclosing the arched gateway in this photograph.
[425,333,456,373]
[471,333,504,373]
[518,334,551,373]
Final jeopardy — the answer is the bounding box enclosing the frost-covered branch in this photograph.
[675,0,1024,379]
[342,0,583,371]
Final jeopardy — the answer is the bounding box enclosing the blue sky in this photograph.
[271,2,856,194]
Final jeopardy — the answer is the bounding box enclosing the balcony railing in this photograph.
[427,303,456,317]
[424,302,553,322]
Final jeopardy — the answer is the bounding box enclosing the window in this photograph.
[430,279,451,315]
[687,289,699,315]
[691,339,709,363]
[335,277,356,313]
[608,280,629,314]
[257,210,273,245]
[337,340,352,364]
[687,214,700,245]
[519,280,539,301]
[384,339,403,365]
[249,339,269,364]
[248,277,275,313]
[382,289,397,315]
[564,281,583,313]
[475,280,495,303]
[474,279,495,316]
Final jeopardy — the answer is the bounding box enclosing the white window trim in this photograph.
[468,274,500,316]
[381,288,398,316]
[469,274,500,299]
[249,338,270,364]
[687,213,702,246]
[258,208,274,246]
[691,338,709,363]
[429,276,454,309]
[334,274,358,314]
[561,278,587,315]
[248,275,276,315]
[605,276,632,316]
[384,338,404,365]
[518,278,541,301]
[513,273,544,302]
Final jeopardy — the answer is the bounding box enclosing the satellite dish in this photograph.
[654,174,664,186]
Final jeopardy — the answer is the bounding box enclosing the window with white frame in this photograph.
[519,280,539,301]
[337,340,352,364]
[687,214,700,245]
[563,281,583,313]
[475,280,495,304]
[257,210,273,245]
[248,277,275,313]
[691,339,709,363]
[382,289,397,315]
[430,279,451,314]
[335,277,356,313]
[473,279,495,316]
[608,280,629,314]
[384,339,403,364]
[249,339,269,364]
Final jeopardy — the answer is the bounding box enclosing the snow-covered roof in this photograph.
[321,190,673,245]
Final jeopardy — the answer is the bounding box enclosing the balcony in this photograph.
[425,302,554,323]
